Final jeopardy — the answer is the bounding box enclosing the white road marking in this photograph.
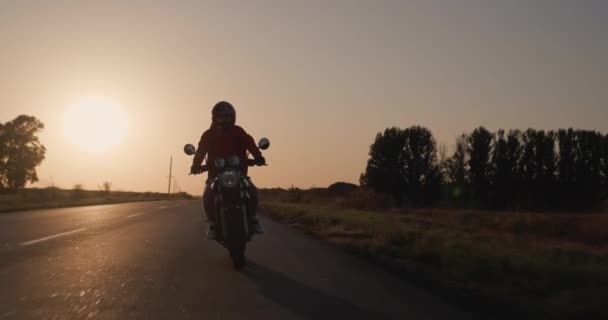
[20,228,87,246]
[127,212,144,218]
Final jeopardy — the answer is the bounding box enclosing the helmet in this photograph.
[212,101,236,128]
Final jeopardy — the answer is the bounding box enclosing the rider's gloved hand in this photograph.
[190,165,203,174]
[254,155,266,166]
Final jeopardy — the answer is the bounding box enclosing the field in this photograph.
[260,188,608,319]
[0,187,192,213]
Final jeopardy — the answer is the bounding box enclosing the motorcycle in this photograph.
[184,138,270,269]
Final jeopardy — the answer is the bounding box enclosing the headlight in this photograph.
[227,155,241,167]
[220,169,240,189]
[214,158,226,170]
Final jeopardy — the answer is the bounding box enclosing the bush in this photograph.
[71,184,85,200]
[327,182,358,196]
[287,185,303,203]
[43,187,59,200]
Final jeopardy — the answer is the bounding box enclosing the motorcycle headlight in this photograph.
[214,158,226,170]
[227,155,241,168]
[219,169,240,189]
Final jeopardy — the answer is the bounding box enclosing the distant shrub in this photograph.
[328,182,358,196]
[18,187,60,203]
[172,192,193,199]
[44,187,59,200]
[71,184,85,200]
[287,185,303,203]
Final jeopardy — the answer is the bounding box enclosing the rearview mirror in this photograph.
[258,138,270,150]
[184,144,196,156]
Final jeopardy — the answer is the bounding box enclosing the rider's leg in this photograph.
[245,178,263,234]
[202,182,217,239]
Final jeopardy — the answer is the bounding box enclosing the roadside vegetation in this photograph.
[0,115,192,212]
[260,186,608,319]
[0,187,192,213]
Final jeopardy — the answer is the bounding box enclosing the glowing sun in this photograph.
[63,96,129,153]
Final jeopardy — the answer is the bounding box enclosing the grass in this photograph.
[260,199,608,319]
[0,187,193,213]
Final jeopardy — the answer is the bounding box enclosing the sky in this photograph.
[0,0,606,195]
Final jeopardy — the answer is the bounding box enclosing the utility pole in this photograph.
[167,156,173,194]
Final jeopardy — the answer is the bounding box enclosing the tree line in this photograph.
[361,126,608,210]
[0,115,46,192]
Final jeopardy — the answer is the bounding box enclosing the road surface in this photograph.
[0,200,474,319]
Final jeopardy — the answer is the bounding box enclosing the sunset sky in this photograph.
[1,1,607,195]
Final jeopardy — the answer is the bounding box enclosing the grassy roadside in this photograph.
[260,201,608,319]
[0,188,193,213]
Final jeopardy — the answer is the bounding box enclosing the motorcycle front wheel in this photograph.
[224,205,249,270]
[229,244,246,270]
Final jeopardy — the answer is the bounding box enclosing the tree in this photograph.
[491,129,514,209]
[360,127,407,204]
[538,130,557,205]
[401,126,442,205]
[100,181,112,194]
[0,115,46,191]
[602,133,608,188]
[442,134,469,205]
[0,123,6,189]
[557,129,576,187]
[444,134,468,185]
[517,129,556,207]
[361,126,442,206]
[467,127,493,206]
[438,143,448,165]
[519,129,537,206]
[505,130,523,205]
[556,128,597,209]
[572,130,603,206]
[359,124,607,210]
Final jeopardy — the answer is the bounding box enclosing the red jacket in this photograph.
[192,125,262,179]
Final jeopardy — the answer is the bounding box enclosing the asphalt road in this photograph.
[0,200,474,320]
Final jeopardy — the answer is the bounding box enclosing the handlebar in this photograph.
[189,159,266,175]
[191,164,209,174]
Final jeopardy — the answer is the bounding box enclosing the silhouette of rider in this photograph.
[191,101,265,239]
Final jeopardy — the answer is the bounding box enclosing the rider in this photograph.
[191,101,265,239]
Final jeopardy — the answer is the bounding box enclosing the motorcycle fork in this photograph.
[215,187,250,244]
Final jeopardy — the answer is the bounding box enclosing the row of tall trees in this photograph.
[0,115,46,191]
[360,126,442,206]
[361,126,608,209]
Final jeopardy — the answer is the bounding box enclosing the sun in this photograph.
[63,96,129,153]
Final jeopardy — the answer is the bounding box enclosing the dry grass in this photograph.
[260,200,608,319]
[0,187,192,213]
[391,207,608,247]
[260,187,394,210]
